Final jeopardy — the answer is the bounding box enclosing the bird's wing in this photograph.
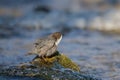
[36,39,56,57]
[26,38,51,56]
[34,36,50,48]
[25,39,41,56]
[34,38,44,47]
[26,38,45,55]
[46,44,57,57]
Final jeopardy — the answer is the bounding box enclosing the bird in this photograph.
[27,32,62,59]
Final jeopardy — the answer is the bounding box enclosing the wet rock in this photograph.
[0,52,101,80]
[0,66,101,80]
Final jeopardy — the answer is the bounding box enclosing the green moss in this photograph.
[58,54,80,72]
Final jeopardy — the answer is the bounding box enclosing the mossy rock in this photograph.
[30,52,80,72]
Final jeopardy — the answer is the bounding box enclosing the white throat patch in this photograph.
[55,35,62,45]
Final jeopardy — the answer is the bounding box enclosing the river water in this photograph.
[0,29,120,80]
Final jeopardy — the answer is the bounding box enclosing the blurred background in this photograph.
[0,0,120,80]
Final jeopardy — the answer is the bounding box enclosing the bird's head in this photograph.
[50,32,62,45]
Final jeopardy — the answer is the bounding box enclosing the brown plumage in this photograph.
[27,32,62,58]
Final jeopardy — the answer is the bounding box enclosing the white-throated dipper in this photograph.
[27,32,62,58]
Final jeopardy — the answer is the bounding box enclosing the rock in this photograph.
[0,52,101,80]
[31,52,80,72]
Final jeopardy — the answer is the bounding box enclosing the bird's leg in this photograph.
[41,55,47,62]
